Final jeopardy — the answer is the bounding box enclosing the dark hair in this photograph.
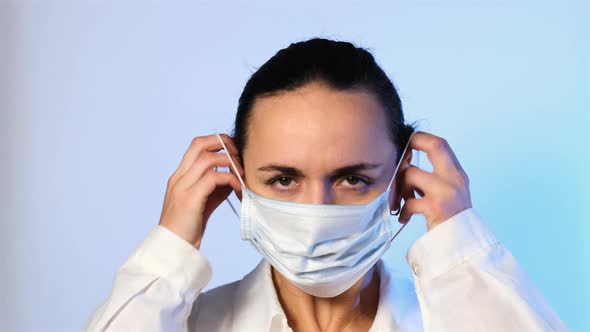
[232,37,418,163]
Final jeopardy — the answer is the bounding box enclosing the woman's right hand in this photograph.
[158,134,244,250]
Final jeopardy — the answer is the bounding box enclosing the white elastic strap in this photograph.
[215,133,246,188]
[387,131,419,240]
[390,220,409,243]
[386,131,418,191]
[215,133,244,220]
[226,198,240,219]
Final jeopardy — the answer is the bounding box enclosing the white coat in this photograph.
[85,208,568,331]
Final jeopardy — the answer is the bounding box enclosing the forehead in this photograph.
[243,82,395,168]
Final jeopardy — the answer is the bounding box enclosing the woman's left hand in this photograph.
[397,131,473,232]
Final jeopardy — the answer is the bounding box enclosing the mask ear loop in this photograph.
[215,134,246,220]
[386,131,418,242]
[386,131,417,207]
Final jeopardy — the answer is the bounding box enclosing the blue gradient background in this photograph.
[1,1,587,331]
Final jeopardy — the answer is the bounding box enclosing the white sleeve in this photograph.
[406,208,569,332]
[84,225,212,332]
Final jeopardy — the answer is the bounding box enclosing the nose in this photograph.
[305,180,333,204]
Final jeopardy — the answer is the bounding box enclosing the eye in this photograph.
[265,175,298,191]
[277,177,293,186]
[339,175,372,190]
[345,176,360,185]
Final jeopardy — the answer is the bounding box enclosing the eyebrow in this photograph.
[257,162,381,179]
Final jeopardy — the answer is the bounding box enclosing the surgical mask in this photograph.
[215,133,415,298]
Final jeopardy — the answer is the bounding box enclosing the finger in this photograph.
[400,181,417,203]
[213,134,244,179]
[211,150,245,181]
[391,185,416,218]
[175,134,241,180]
[209,133,240,154]
[176,151,244,191]
[235,188,243,201]
[401,165,447,198]
[190,168,243,202]
[393,183,416,221]
[398,197,428,224]
[408,131,465,177]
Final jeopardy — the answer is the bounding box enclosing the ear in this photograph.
[401,149,413,170]
[389,149,413,212]
[236,156,244,202]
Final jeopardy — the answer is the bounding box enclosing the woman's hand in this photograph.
[158,134,244,249]
[396,131,473,232]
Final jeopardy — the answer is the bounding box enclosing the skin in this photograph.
[159,80,473,331]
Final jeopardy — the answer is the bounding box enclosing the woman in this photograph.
[85,38,567,331]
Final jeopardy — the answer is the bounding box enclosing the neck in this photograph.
[271,265,380,332]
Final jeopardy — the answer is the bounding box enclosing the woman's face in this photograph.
[241,81,407,206]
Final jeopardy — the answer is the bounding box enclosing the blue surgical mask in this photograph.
[216,133,415,298]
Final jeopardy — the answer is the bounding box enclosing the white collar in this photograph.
[231,258,423,331]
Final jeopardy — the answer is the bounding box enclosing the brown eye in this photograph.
[339,175,373,191]
[264,175,298,191]
[277,177,292,186]
[345,176,360,185]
